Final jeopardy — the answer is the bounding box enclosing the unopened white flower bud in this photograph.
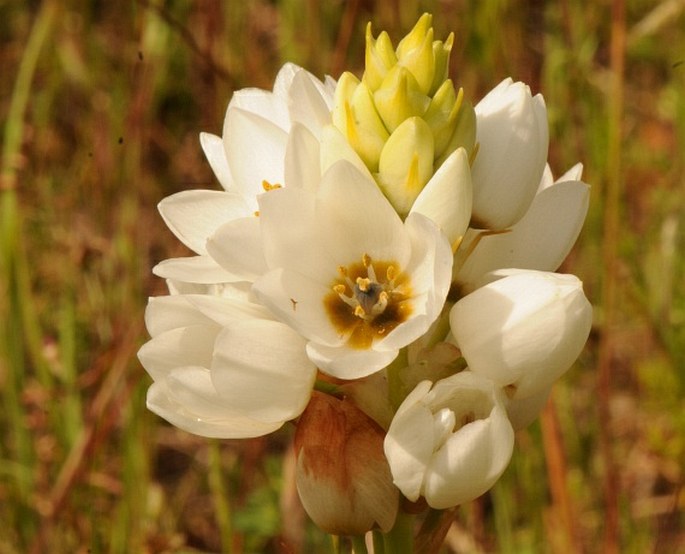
[471,78,549,230]
[450,269,592,399]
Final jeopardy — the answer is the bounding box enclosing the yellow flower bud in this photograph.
[435,96,476,168]
[430,32,454,96]
[332,71,389,171]
[329,13,477,218]
[395,13,432,60]
[397,26,435,95]
[424,80,462,158]
[364,25,397,92]
[373,66,430,133]
[377,117,434,216]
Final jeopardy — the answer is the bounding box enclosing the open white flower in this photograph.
[384,371,514,509]
[239,160,453,379]
[153,63,335,286]
[455,163,590,292]
[450,269,592,399]
[202,62,336,197]
[138,293,317,438]
[471,78,548,230]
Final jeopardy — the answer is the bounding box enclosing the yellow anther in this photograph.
[333,284,347,295]
[254,210,260,217]
[338,265,348,277]
[354,305,366,318]
[386,265,397,281]
[362,253,372,267]
[262,180,282,192]
[356,277,371,292]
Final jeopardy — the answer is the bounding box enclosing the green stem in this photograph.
[208,441,233,554]
[314,378,343,397]
[351,535,368,554]
[372,530,385,554]
[382,510,414,554]
[386,348,409,411]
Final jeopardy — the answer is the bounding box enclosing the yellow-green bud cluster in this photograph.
[332,13,476,216]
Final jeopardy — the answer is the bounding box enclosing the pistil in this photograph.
[325,254,413,349]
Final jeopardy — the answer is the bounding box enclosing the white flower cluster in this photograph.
[139,14,592,532]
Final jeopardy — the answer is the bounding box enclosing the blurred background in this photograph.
[1,0,683,552]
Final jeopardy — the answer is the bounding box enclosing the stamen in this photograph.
[362,253,372,267]
[262,180,282,192]
[386,265,397,282]
[323,257,413,349]
[338,266,355,289]
[333,284,347,295]
[361,253,379,281]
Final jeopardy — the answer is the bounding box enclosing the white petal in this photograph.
[411,148,472,246]
[323,75,338,98]
[144,295,214,337]
[147,367,282,438]
[471,79,548,229]
[229,86,289,131]
[423,404,513,508]
[252,268,345,347]
[288,69,334,137]
[284,123,321,192]
[378,310,432,351]
[403,212,453,314]
[506,383,551,430]
[212,320,316,423]
[224,108,288,201]
[272,63,300,105]
[158,189,249,255]
[538,164,554,191]
[200,132,234,191]
[153,255,238,284]
[138,324,219,381]
[258,187,333,280]
[319,125,373,179]
[558,162,583,183]
[185,294,273,326]
[315,161,410,267]
[384,385,435,501]
[164,280,251,298]
[206,216,268,281]
[456,180,590,289]
[306,342,399,380]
